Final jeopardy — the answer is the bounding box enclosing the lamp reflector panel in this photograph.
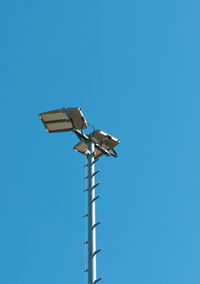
[45,121,74,132]
[40,111,69,122]
[66,108,87,130]
[74,140,104,159]
[91,130,120,150]
[39,107,87,133]
[74,130,120,158]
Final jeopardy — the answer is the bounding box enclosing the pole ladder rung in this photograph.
[83,170,100,180]
[92,221,102,230]
[92,248,102,257]
[94,277,103,284]
[83,241,88,245]
[92,170,100,177]
[83,158,99,167]
[83,269,88,273]
[92,195,100,203]
[83,182,101,192]
[93,182,101,189]
[83,214,88,217]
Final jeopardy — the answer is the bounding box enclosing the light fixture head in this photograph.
[74,130,120,158]
[39,107,87,133]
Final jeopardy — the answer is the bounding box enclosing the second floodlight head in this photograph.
[39,107,88,133]
[74,130,120,159]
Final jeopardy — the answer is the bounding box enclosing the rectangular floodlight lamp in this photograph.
[92,130,120,149]
[74,130,120,159]
[74,139,104,159]
[39,107,87,133]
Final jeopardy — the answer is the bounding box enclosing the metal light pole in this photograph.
[85,141,102,284]
[39,107,119,284]
[88,141,97,284]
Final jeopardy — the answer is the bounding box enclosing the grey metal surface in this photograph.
[74,140,104,159]
[73,128,119,158]
[74,139,108,160]
[45,121,73,132]
[39,107,88,132]
[91,130,120,149]
[67,108,87,129]
[88,141,97,284]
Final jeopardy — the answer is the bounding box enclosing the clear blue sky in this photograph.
[0,0,200,283]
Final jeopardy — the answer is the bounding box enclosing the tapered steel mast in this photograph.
[88,141,97,283]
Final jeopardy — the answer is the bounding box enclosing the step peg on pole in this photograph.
[84,170,100,180]
[93,158,99,165]
[93,248,102,257]
[83,182,101,192]
[92,221,102,230]
[83,158,99,168]
[83,214,88,218]
[93,182,101,189]
[83,269,88,273]
[94,277,103,284]
[83,241,88,245]
[92,170,100,177]
[92,195,101,203]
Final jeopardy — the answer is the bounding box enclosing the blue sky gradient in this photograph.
[0,0,200,283]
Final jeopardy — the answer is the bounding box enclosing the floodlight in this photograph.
[39,107,87,133]
[91,130,119,150]
[38,107,120,284]
[74,130,120,158]
[74,140,104,159]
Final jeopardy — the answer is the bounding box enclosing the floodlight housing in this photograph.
[74,130,120,159]
[39,107,87,133]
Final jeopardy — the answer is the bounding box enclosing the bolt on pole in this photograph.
[88,141,97,284]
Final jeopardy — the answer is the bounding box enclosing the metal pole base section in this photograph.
[88,141,97,284]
